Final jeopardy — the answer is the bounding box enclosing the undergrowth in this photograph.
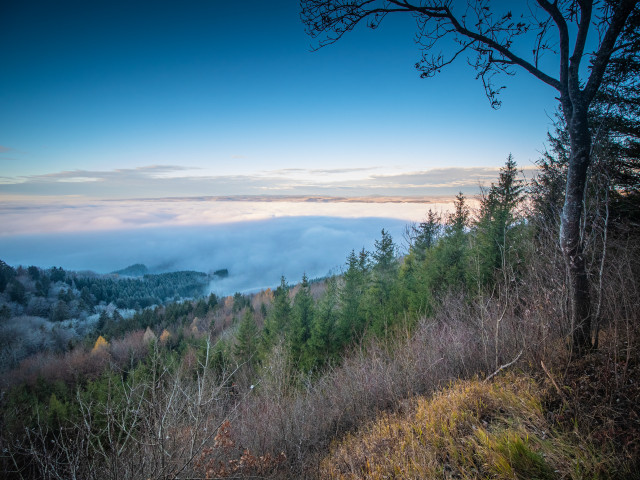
[319,372,635,479]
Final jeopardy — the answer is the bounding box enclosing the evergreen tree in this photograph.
[411,210,442,260]
[7,279,27,305]
[372,229,396,276]
[421,192,470,294]
[472,155,525,288]
[262,276,291,349]
[234,309,258,365]
[305,276,339,369]
[207,293,218,310]
[96,310,110,332]
[50,300,70,322]
[289,274,315,366]
[337,250,369,346]
[367,229,401,336]
[193,298,208,317]
[401,210,443,317]
[0,260,16,293]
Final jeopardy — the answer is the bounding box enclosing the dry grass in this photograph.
[319,373,628,479]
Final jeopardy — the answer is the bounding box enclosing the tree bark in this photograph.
[561,104,593,354]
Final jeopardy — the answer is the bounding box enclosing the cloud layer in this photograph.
[0,165,538,197]
[0,196,463,236]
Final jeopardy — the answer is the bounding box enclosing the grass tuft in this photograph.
[319,373,621,479]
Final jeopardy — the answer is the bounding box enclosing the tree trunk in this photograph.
[561,105,593,354]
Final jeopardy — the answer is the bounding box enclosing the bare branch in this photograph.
[484,349,523,382]
[584,0,638,104]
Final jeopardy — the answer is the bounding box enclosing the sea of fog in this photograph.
[0,216,411,296]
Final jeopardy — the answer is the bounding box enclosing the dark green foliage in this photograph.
[410,210,442,261]
[49,266,66,283]
[97,310,110,332]
[337,250,369,346]
[50,301,70,322]
[208,292,219,309]
[73,270,209,308]
[35,275,51,297]
[234,309,259,365]
[27,266,40,281]
[530,121,571,228]
[166,301,194,322]
[372,229,396,278]
[0,260,16,292]
[422,192,470,295]
[367,229,402,336]
[471,156,526,289]
[289,274,315,365]
[305,276,339,369]
[7,279,27,305]
[232,292,250,313]
[262,276,291,348]
[194,298,209,317]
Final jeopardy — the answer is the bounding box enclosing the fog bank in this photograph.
[0,217,412,296]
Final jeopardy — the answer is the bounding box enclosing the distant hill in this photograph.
[112,263,149,277]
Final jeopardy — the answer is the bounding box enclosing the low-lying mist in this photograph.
[0,216,410,296]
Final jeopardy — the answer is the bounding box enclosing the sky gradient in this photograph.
[1,0,557,200]
[0,0,565,286]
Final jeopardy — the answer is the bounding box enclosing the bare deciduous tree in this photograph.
[301,0,639,353]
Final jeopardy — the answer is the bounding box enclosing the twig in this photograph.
[484,350,523,382]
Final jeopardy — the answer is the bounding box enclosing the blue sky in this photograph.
[0,0,558,199]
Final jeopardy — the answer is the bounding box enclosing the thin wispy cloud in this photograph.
[0,145,18,161]
[367,166,538,189]
[264,167,379,176]
[0,165,534,198]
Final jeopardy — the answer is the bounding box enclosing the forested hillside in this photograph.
[0,264,220,371]
[1,144,638,478]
